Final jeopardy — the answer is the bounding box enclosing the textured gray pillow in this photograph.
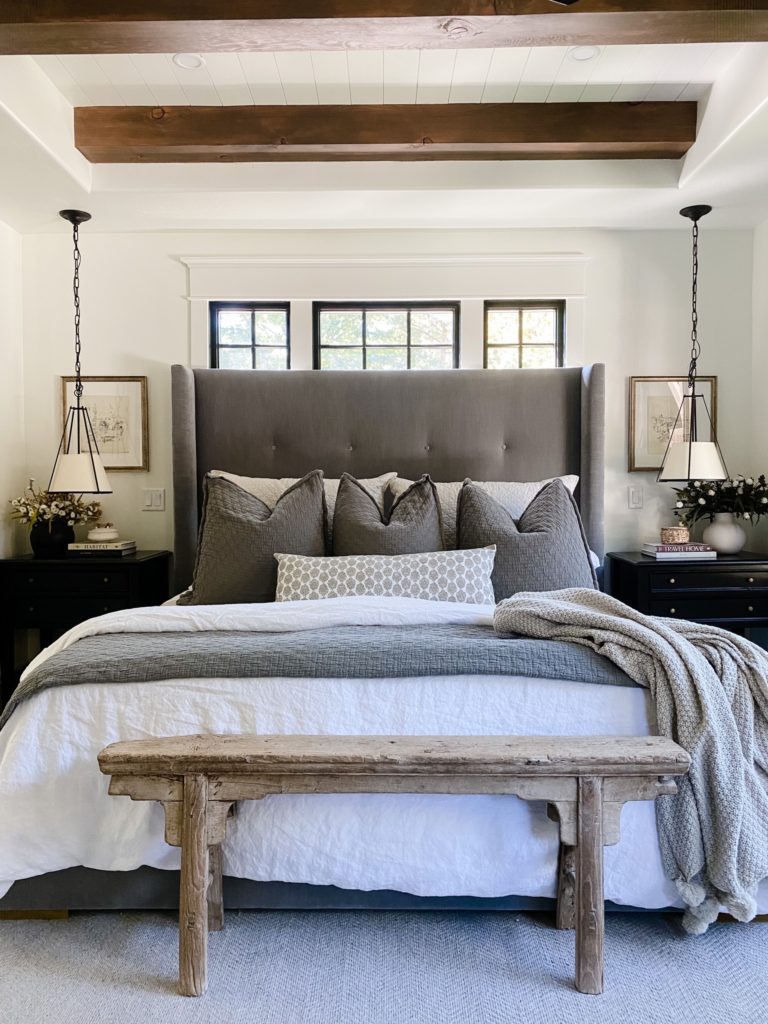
[178,470,326,604]
[333,474,444,556]
[388,475,579,549]
[457,479,597,601]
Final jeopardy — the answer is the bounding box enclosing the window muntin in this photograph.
[314,302,459,370]
[210,302,290,369]
[484,301,565,369]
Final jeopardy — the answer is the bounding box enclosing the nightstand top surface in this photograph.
[607,550,768,566]
[1,550,171,566]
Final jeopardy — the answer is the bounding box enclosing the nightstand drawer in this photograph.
[650,570,768,593]
[650,596,768,620]
[11,567,131,596]
[13,597,130,626]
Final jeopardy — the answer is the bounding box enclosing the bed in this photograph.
[3,361,742,916]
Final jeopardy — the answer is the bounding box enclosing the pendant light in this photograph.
[48,210,112,494]
[657,205,728,482]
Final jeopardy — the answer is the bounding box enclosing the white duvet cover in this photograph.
[2,596,765,911]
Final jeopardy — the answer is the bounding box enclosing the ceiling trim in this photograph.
[1,3,767,53]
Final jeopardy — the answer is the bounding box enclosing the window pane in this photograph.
[218,347,253,370]
[522,308,556,344]
[521,345,557,369]
[367,347,408,370]
[486,309,519,346]
[253,310,288,346]
[410,347,453,370]
[487,346,520,369]
[366,311,407,346]
[254,346,289,370]
[218,310,251,346]
[321,310,363,346]
[411,310,454,346]
[321,347,363,370]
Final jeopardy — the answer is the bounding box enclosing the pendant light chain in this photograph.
[687,217,701,392]
[72,219,83,402]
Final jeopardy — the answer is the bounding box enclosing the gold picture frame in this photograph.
[61,376,149,472]
[628,375,717,473]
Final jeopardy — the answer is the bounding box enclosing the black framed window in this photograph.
[484,300,565,369]
[313,302,460,370]
[210,302,290,370]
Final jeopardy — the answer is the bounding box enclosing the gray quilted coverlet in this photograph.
[495,587,768,935]
[0,623,633,730]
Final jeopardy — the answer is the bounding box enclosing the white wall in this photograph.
[0,220,25,556]
[20,227,754,556]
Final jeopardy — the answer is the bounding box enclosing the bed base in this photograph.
[0,867,676,916]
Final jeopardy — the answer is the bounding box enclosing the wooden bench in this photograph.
[98,734,689,998]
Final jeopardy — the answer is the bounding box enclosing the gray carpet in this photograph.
[1,910,766,1024]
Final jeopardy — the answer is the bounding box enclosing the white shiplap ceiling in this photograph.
[33,43,742,107]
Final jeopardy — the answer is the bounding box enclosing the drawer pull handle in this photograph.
[669,607,676,614]
[748,577,755,584]
[669,577,676,584]
[28,606,35,613]
[27,577,34,584]
[103,577,110,583]
[748,605,755,613]
[103,606,109,612]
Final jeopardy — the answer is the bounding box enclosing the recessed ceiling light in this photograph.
[567,45,601,63]
[172,53,205,70]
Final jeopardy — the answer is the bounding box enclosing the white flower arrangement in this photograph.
[672,474,768,528]
[9,480,101,528]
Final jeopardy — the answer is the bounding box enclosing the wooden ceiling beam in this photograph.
[1,2,767,52]
[74,102,698,163]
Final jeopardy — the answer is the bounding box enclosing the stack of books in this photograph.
[68,540,137,557]
[641,541,716,560]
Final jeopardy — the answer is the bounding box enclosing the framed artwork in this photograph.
[628,375,717,473]
[61,376,149,471]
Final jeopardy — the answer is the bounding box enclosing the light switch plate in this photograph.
[627,485,644,510]
[142,487,165,511]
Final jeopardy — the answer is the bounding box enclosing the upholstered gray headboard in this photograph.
[171,365,605,590]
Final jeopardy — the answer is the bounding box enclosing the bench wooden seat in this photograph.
[98,734,690,998]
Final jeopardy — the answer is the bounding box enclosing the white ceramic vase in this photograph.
[701,512,747,555]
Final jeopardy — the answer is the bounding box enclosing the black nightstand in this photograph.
[0,550,172,706]
[604,551,768,634]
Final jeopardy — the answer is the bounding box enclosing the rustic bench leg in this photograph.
[575,776,604,995]
[208,844,224,932]
[179,773,209,997]
[556,844,577,930]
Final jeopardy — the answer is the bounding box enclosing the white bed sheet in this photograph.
[2,597,766,912]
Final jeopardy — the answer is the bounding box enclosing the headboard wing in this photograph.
[171,365,605,590]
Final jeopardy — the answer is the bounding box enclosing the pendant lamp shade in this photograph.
[658,442,727,482]
[657,205,728,483]
[48,210,112,495]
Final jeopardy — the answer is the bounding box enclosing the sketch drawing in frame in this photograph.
[628,376,717,473]
[61,376,149,472]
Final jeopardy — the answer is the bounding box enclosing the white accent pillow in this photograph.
[210,471,397,545]
[388,476,579,549]
[275,548,496,605]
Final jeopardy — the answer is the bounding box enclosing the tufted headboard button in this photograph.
[424,444,432,452]
[502,443,509,451]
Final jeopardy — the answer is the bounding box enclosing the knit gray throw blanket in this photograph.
[494,587,768,934]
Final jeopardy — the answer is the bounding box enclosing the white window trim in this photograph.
[181,253,588,371]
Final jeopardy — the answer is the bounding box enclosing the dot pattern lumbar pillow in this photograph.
[274,547,496,605]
